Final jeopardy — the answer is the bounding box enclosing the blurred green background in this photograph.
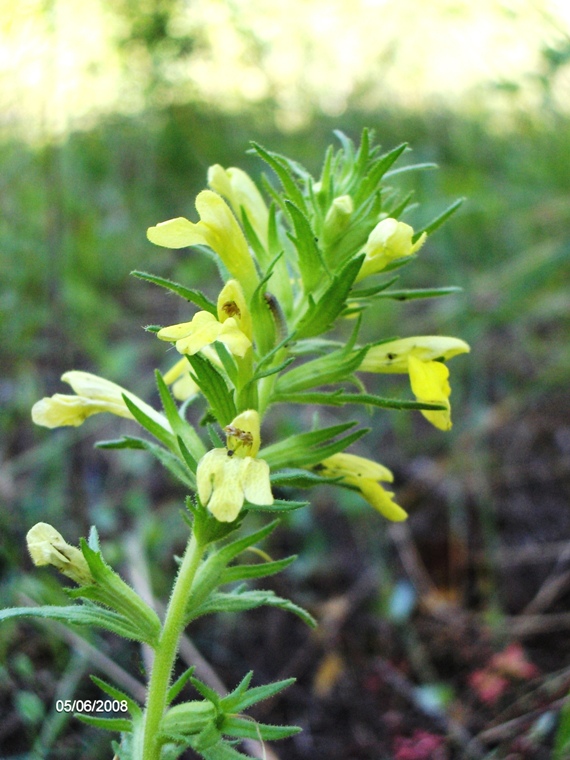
[2,1,570,757]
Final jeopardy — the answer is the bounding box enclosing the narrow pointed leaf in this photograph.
[131,271,216,314]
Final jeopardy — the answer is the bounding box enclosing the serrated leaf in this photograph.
[186,354,236,427]
[285,200,329,293]
[131,271,216,314]
[251,143,308,214]
[352,143,408,206]
[295,254,364,339]
[190,589,316,628]
[75,714,132,732]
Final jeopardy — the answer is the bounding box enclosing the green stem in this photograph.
[141,532,205,760]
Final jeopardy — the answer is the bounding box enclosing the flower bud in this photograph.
[26,523,93,585]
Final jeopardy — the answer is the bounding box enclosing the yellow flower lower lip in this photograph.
[158,311,252,358]
[408,355,452,431]
[197,448,273,522]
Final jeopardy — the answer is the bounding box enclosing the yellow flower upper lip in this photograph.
[147,190,259,297]
[360,336,470,373]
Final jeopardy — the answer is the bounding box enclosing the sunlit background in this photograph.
[2,1,570,757]
[2,0,570,139]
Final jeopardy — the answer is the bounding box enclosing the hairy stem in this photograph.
[141,532,205,760]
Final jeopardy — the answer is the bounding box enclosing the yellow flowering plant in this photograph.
[1,130,469,759]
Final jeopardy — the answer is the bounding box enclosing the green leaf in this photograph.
[121,436,196,490]
[187,521,280,612]
[373,286,463,301]
[91,676,141,717]
[95,436,147,450]
[197,740,252,760]
[553,691,570,759]
[294,254,365,339]
[220,555,296,584]
[260,421,368,470]
[214,343,239,387]
[167,667,197,705]
[383,161,438,178]
[189,677,221,708]
[245,498,308,513]
[156,370,206,464]
[273,390,447,411]
[190,589,316,628]
[131,271,217,314]
[74,541,162,645]
[352,143,408,206]
[0,605,147,642]
[121,394,177,451]
[251,143,308,214]
[221,715,301,741]
[221,677,296,713]
[274,346,367,394]
[75,714,132,732]
[270,468,340,488]
[186,354,236,427]
[414,197,465,240]
[285,200,329,293]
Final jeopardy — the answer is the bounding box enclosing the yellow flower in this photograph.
[197,410,273,522]
[163,346,224,401]
[314,452,407,521]
[163,358,201,401]
[360,336,470,374]
[357,218,426,281]
[26,523,93,585]
[31,371,171,431]
[208,164,269,249]
[157,312,251,358]
[408,356,452,431]
[147,190,258,297]
[359,336,469,431]
[158,280,252,358]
